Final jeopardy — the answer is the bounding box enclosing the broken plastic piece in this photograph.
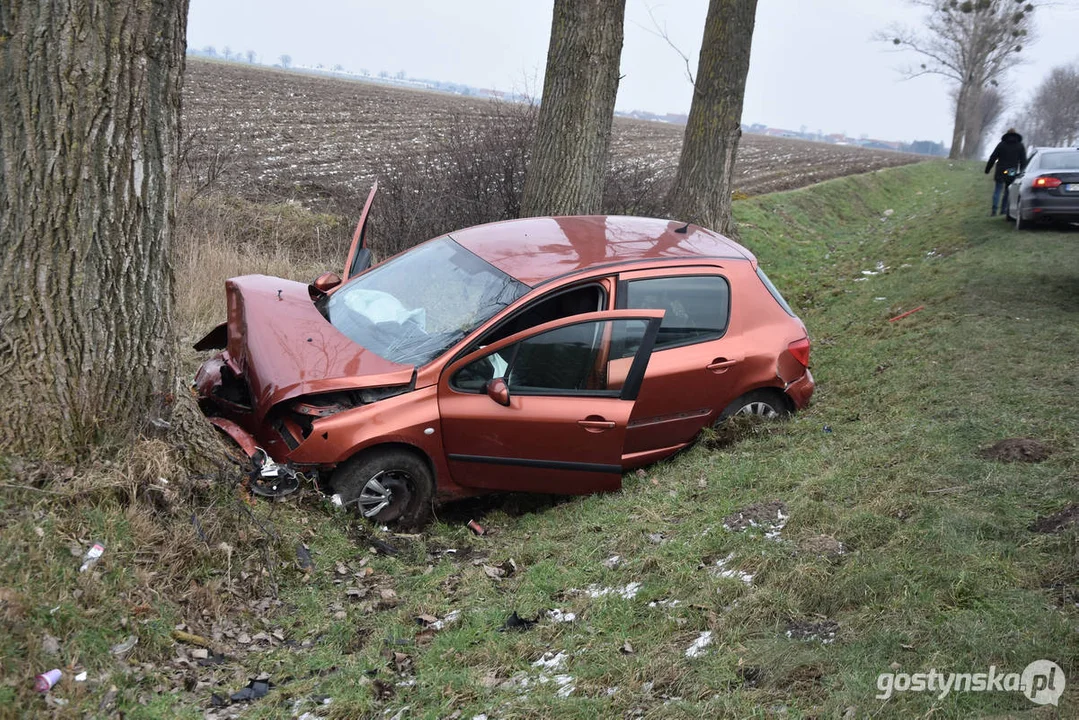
[499,611,537,632]
[230,678,272,702]
[34,669,62,693]
[110,635,138,656]
[79,542,104,572]
[888,305,925,323]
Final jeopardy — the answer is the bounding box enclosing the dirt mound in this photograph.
[723,501,788,533]
[977,438,1050,463]
[1029,504,1079,534]
[798,534,846,557]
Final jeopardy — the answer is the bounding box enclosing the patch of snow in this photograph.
[711,554,754,584]
[546,609,576,623]
[431,609,460,630]
[685,631,713,658]
[579,582,642,599]
[602,555,621,569]
[648,599,681,608]
[533,651,567,671]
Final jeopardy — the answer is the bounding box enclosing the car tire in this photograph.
[332,448,434,529]
[717,389,791,423]
[1015,198,1025,230]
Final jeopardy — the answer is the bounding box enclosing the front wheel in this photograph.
[717,389,791,423]
[332,448,434,528]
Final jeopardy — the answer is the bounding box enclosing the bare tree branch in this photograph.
[637,3,696,89]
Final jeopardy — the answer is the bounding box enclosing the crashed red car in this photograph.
[194,188,814,526]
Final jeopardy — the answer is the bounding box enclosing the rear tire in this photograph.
[332,448,434,529]
[1015,198,1025,230]
[718,389,792,423]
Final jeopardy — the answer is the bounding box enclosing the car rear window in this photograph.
[621,275,729,350]
[1038,152,1079,171]
[756,267,796,317]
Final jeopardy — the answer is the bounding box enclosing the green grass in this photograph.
[2,161,1077,718]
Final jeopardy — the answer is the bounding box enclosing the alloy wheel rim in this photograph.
[357,469,412,520]
[737,401,779,419]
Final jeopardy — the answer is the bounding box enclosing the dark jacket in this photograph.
[985,131,1027,182]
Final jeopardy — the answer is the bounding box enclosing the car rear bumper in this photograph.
[1025,193,1079,220]
[786,369,815,410]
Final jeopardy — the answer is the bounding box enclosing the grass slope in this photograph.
[1,161,1076,719]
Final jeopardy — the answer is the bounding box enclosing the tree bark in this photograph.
[949,83,970,160]
[665,0,758,236]
[521,0,625,217]
[0,0,189,459]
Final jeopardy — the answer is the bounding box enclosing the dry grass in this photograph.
[173,193,346,338]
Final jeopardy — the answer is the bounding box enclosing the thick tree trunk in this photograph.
[521,0,625,217]
[949,84,971,160]
[0,0,189,458]
[961,86,984,159]
[665,0,757,236]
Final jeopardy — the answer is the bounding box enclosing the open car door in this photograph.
[438,309,663,495]
[343,182,378,281]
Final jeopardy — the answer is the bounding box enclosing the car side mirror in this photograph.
[486,377,510,406]
[312,272,342,292]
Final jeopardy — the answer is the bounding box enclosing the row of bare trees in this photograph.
[1014,63,1079,147]
[884,0,1035,159]
[521,0,756,236]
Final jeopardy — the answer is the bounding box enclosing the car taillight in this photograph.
[1033,176,1062,189]
[788,337,810,367]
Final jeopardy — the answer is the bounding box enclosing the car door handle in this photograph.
[707,358,739,373]
[578,418,616,432]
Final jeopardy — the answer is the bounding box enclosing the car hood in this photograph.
[222,275,415,420]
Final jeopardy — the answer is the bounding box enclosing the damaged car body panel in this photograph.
[195,207,814,523]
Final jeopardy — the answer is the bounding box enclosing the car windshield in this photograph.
[328,237,529,366]
[1038,152,1079,171]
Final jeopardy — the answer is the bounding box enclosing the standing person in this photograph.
[984,129,1027,217]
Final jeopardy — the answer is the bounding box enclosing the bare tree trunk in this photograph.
[962,87,985,159]
[521,0,625,217]
[665,0,758,236]
[0,0,189,459]
[949,84,970,160]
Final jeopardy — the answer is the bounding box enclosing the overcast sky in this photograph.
[187,0,1079,144]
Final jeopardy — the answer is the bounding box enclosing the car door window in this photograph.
[618,275,729,355]
[452,318,649,396]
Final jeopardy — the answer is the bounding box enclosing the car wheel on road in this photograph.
[333,448,434,528]
[1015,198,1025,230]
[718,389,791,423]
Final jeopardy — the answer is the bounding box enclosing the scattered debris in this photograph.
[888,306,924,323]
[578,582,642,600]
[296,543,314,571]
[648,599,681,608]
[685,631,713,658]
[978,438,1050,464]
[546,609,576,623]
[229,677,273,703]
[34,669,62,693]
[467,519,487,536]
[74,671,87,682]
[110,635,138,656]
[79,542,105,572]
[620,641,635,654]
[723,501,788,539]
[882,208,895,217]
[602,555,621,569]
[785,619,838,644]
[711,554,754,584]
[647,532,667,545]
[430,610,461,630]
[1029,504,1079,534]
[532,651,567,671]
[499,611,537,632]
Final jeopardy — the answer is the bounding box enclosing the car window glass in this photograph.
[453,318,648,395]
[1039,153,1079,171]
[474,284,606,348]
[622,275,729,353]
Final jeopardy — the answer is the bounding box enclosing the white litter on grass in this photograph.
[874,297,887,301]
[711,554,754,585]
[648,599,681,608]
[685,631,713,658]
[602,555,621,569]
[579,582,642,599]
[546,609,576,623]
[555,676,576,697]
[765,509,788,540]
[861,270,878,276]
[431,610,461,630]
[74,671,87,682]
[533,651,567,671]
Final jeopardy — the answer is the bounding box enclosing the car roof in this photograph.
[449,215,755,287]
